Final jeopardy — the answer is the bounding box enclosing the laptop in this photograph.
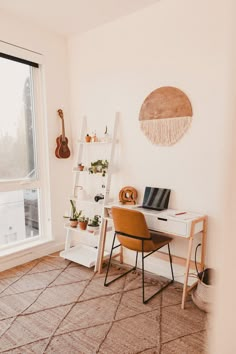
[137,186,171,212]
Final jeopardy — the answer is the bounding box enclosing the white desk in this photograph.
[96,204,207,309]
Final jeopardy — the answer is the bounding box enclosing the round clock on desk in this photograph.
[119,186,138,205]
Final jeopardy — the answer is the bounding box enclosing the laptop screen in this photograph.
[142,187,171,211]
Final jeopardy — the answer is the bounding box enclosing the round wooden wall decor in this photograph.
[119,186,138,205]
[139,86,193,146]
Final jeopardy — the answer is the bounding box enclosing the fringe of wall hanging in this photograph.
[140,116,192,146]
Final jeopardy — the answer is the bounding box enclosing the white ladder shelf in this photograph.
[60,113,119,269]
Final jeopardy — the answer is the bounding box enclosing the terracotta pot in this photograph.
[78,165,84,171]
[70,220,78,228]
[85,135,91,143]
[79,221,88,230]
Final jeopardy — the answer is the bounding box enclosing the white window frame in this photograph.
[0,41,52,252]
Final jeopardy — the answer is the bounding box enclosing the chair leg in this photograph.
[142,244,145,303]
[135,251,138,269]
[168,243,174,282]
[104,232,136,287]
[142,242,174,304]
[104,232,116,286]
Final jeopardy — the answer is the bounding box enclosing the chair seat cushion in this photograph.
[151,233,172,250]
[117,232,172,252]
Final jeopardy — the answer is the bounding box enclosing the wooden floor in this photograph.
[0,254,209,353]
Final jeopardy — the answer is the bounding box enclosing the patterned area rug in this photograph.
[0,254,209,353]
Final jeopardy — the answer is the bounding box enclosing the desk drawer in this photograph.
[145,215,187,237]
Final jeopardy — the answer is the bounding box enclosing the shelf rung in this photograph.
[60,244,109,268]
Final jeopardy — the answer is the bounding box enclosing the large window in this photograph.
[0,42,50,251]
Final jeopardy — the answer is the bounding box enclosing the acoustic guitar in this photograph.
[55,109,71,159]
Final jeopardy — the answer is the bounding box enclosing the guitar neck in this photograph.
[61,118,65,141]
[58,109,66,141]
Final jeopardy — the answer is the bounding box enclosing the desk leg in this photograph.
[96,218,108,274]
[181,236,194,309]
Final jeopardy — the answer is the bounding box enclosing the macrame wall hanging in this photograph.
[139,86,193,146]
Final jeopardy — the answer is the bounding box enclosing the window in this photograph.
[0,42,51,251]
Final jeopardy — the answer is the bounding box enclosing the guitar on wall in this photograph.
[55,109,71,159]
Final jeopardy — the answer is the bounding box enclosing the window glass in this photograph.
[0,57,36,181]
[0,189,39,247]
[0,47,47,250]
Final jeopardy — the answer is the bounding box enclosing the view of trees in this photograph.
[0,75,35,180]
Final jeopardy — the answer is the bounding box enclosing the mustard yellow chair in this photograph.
[104,207,174,303]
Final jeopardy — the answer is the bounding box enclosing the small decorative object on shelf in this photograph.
[88,159,109,176]
[78,163,84,171]
[64,200,82,228]
[85,134,91,143]
[91,131,98,142]
[102,125,110,142]
[119,186,138,205]
[103,126,110,143]
[94,193,104,202]
[74,185,86,199]
[87,215,101,233]
[78,215,89,230]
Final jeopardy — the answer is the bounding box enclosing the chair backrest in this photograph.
[111,207,153,251]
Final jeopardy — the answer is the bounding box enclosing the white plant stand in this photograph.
[60,113,119,269]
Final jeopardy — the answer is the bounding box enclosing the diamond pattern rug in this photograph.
[0,254,209,353]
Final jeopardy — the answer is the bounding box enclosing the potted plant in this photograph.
[78,215,89,230]
[88,159,109,176]
[85,134,91,143]
[78,163,84,171]
[87,215,101,233]
[65,200,81,228]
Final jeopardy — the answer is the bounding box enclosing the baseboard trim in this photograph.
[0,240,65,272]
[122,249,197,286]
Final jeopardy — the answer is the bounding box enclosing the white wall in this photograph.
[68,0,232,275]
[0,10,72,267]
[210,0,236,352]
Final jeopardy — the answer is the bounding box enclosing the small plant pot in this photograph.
[96,165,102,173]
[70,219,78,228]
[79,221,88,230]
[85,135,91,143]
[87,225,99,234]
[78,165,84,171]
